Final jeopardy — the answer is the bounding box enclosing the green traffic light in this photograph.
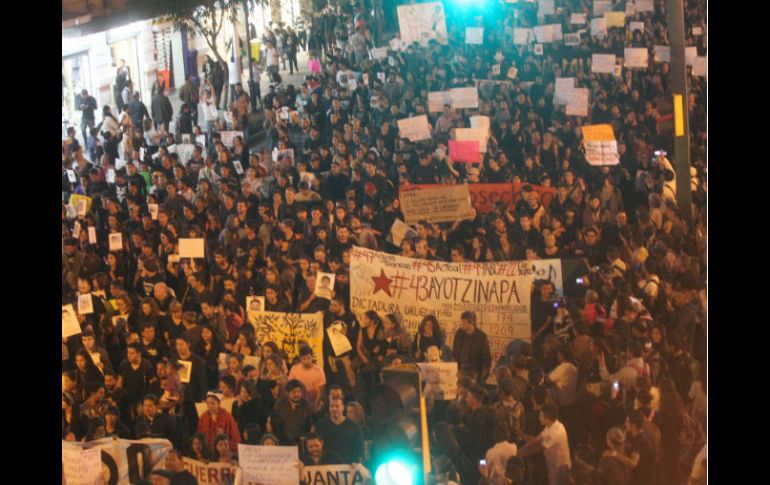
[375,459,414,485]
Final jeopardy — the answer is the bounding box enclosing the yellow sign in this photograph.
[69,194,93,213]
[605,11,626,28]
[581,124,616,142]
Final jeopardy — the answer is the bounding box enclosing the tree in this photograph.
[142,0,240,110]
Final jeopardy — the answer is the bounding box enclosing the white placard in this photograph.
[554,77,576,105]
[238,445,300,485]
[455,127,489,153]
[428,91,452,112]
[78,294,94,315]
[178,360,192,383]
[66,170,77,183]
[88,226,97,244]
[370,47,389,60]
[450,87,479,109]
[106,168,116,184]
[654,45,671,63]
[591,54,617,74]
[76,199,87,218]
[636,0,654,12]
[571,13,586,24]
[272,148,294,163]
[182,134,191,143]
[534,24,563,43]
[630,21,645,33]
[585,140,620,165]
[465,27,484,45]
[219,131,243,148]
[246,296,265,323]
[326,322,353,357]
[685,47,697,66]
[218,352,230,371]
[418,362,458,401]
[566,88,590,117]
[196,134,207,147]
[233,160,244,175]
[148,204,159,220]
[692,26,703,36]
[108,233,123,251]
[624,48,649,68]
[591,17,607,38]
[397,115,432,142]
[73,221,82,239]
[62,447,103,485]
[470,115,491,135]
[564,33,581,46]
[388,218,417,247]
[507,67,519,80]
[692,56,707,77]
[514,28,534,45]
[538,0,555,15]
[314,272,336,300]
[492,64,501,76]
[626,0,636,16]
[62,304,82,338]
[397,2,449,47]
[178,238,205,259]
[593,0,612,15]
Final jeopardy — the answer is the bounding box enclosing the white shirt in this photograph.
[548,362,577,407]
[485,441,518,485]
[541,420,571,485]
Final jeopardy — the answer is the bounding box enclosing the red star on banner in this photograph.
[371,269,394,297]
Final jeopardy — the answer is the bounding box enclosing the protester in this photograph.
[62,2,707,483]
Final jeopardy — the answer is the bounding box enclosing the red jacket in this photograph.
[197,409,240,452]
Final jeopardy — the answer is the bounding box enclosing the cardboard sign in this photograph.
[63,437,172,485]
[399,185,474,224]
[407,182,556,214]
[428,91,452,112]
[448,140,482,163]
[314,272,336,300]
[148,204,159,220]
[62,304,82,338]
[178,238,205,259]
[88,226,97,244]
[692,56,707,77]
[238,445,300,485]
[449,87,479,109]
[326,322,353,357]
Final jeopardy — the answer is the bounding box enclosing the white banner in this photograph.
[654,45,671,63]
[554,77,575,105]
[513,28,534,45]
[397,2,448,46]
[62,438,172,485]
[349,247,563,364]
[428,91,453,112]
[302,465,372,485]
[182,457,239,484]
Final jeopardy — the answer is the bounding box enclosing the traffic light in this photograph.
[369,365,430,485]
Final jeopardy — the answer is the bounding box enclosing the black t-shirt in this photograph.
[315,417,364,464]
[118,359,155,404]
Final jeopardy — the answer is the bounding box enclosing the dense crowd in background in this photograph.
[62,1,707,484]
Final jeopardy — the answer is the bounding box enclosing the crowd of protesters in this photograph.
[62,1,707,484]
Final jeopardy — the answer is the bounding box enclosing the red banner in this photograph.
[448,140,481,163]
[401,183,556,214]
